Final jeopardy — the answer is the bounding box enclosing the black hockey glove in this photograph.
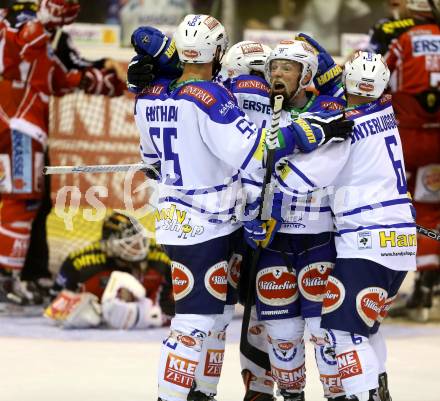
[127,54,156,94]
[304,112,354,145]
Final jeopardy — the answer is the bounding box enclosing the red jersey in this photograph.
[385,18,440,95]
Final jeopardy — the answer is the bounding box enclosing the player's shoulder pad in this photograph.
[174,80,243,124]
[230,74,270,97]
[67,240,103,259]
[379,17,415,35]
[314,95,346,111]
[137,78,173,100]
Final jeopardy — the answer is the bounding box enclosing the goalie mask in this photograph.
[101,212,149,262]
[174,14,228,78]
[343,51,390,99]
[265,40,318,106]
[224,40,272,78]
[38,0,80,29]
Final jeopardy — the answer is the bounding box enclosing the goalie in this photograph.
[45,211,174,329]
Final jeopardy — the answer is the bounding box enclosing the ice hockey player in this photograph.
[45,211,174,329]
[0,0,126,308]
[273,50,416,401]
[367,0,413,55]
[132,14,354,401]
[241,37,352,401]
[384,0,440,321]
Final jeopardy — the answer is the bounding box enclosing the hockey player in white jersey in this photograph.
[274,51,416,401]
[133,16,354,401]
[241,39,352,401]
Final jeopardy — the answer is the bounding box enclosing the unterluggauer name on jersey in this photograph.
[350,112,397,144]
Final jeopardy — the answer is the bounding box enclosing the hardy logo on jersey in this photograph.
[204,349,224,377]
[256,266,298,306]
[271,363,306,390]
[320,374,344,397]
[379,231,417,248]
[298,262,333,302]
[227,253,241,289]
[356,287,388,327]
[164,353,197,388]
[204,262,228,301]
[412,35,440,55]
[322,276,346,314]
[377,294,397,323]
[171,262,194,301]
[358,231,372,249]
[337,351,363,380]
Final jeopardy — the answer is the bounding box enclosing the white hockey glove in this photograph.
[101,271,146,303]
[44,290,102,329]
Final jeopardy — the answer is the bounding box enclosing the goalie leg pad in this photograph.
[158,313,218,401]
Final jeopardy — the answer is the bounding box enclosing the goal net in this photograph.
[47,90,155,273]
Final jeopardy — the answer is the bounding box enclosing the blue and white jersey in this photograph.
[135,78,266,245]
[276,93,346,235]
[275,95,416,271]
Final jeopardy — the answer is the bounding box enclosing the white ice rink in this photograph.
[1,316,440,401]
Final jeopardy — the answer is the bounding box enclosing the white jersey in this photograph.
[275,95,416,271]
[135,78,266,245]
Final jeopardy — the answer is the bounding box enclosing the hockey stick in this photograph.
[417,224,440,242]
[239,95,284,371]
[43,162,159,176]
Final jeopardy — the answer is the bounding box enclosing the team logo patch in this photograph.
[377,294,397,323]
[171,262,194,301]
[204,261,228,301]
[164,353,197,388]
[320,374,344,397]
[356,287,388,327]
[358,82,374,92]
[322,276,345,314]
[227,253,241,289]
[256,266,298,306]
[271,363,306,390]
[298,262,333,302]
[337,351,363,380]
[358,231,372,249]
[204,349,224,377]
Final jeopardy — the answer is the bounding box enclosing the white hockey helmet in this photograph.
[224,41,272,78]
[101,212,149,262]
[265,40,318,90]
[343,51,390,98]
[406,0,439,12]
[173,14,228,64]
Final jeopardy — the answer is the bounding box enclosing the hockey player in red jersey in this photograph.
[0,0,126,307]
[384,0,440,319]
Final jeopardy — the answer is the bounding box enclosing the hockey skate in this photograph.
[279,389,305,401]
[187,388,217,401]
[243,389,276,401]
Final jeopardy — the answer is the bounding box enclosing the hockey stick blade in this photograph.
[43,163,159,176]
[417,224,440,242]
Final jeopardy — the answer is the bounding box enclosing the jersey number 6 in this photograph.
[384,135,407,195]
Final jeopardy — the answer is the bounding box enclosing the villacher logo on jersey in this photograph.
[256,266,298,306]
[298,262,333,302]
[356,287,388,327]
[204,262,228,301]
[322,276,345,314]
[171,262,194,301]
